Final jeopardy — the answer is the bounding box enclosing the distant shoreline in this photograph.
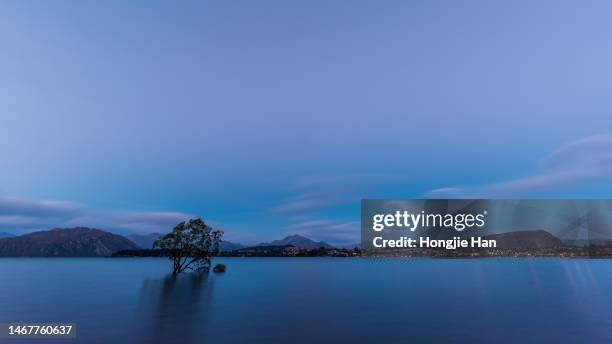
[3,256,612,260]
[112,246,361,258]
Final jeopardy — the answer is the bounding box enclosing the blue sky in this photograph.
[1,0,612,244]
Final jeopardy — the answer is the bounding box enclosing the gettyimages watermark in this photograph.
[361,199,612,258]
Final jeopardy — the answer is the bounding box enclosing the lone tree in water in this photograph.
[154,218,223,274]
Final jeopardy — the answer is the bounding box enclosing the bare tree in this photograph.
[154,218,223,274]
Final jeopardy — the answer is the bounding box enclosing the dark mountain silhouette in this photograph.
[339,243,361,249]
[483,230,564,249]
[219,240,245,251]
[561,238,611,247]
[127,232,244,252]
[0,232,14,238]
[127,233,164,249]
[0,227,140,257]
[259,235,335,249]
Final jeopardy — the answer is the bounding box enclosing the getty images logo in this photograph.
[372,210,488,232]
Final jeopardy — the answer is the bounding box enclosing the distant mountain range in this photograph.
[126,233,332,251]
[339,243,361,249]
[259,235,335,249]
[126,232,245,251]
[126,233,164,249]
[0,228,339,257]
[1,227,579,257]
[483,230,563,249]
[0,227,139,257]
[219,241,245,251]
[560,238,612,247]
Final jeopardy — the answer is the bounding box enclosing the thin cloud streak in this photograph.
[426,133,612,198]
[272,197,345,214]
[272,174,402,214]
[287,219,359,245]
[0,196,81,218]
[0,196,194,235]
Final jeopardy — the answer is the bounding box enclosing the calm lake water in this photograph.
[1,258,611,343]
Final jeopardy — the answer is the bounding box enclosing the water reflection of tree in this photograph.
[134,273,215,344]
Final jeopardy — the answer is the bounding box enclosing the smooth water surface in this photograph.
[1,258,611,343]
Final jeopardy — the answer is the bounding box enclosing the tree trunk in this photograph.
[173,256,181,274]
